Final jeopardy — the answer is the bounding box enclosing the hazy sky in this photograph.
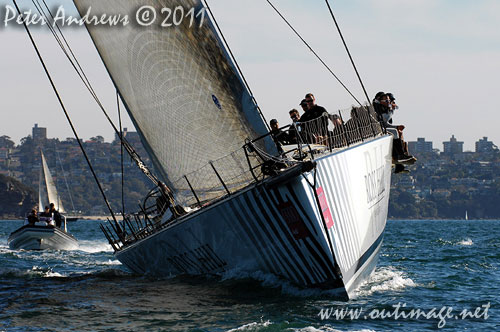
[1,0,499,151]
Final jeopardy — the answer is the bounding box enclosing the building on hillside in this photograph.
[0,147,9,160]
[475,137,498,153]
[114,127,141,145]
[431,189,451,198]
[32,123,47,142]
[443,135,463,155]
[0,147,10,170]
[408,137,433,154]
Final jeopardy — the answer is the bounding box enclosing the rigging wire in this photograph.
[33,0,161,183]
[203,0,271,131]
[32,0,96,105]
[54,141,76,212]
[324,0,371,106]
[12,0,119,224]
[265,0,364,107]
[32,0,179,210]
[117,91,125,216]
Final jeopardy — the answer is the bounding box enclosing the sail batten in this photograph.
[73,0,273,204]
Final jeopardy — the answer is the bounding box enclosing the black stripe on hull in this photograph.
[227,197,292,282]
[282,183,340,282]
[246,190,316,285]
[239,192,309,285]
[345,230,385,283]
[264,186,339,285]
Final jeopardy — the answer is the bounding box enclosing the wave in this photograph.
[222,266,416,299]
[0,266,130,280]
[436,238,474,246]
[77,239,113,253]
[88,268,131,278]
[220,266,417,299]
[0,266,66,278]
[288,327,376,332]
[457,238,474,246]
[354,266,416,297]
[6,250,66,262]
[436,238,453,246]
[225,320,271,332]
[100,259,122,266]
[225,321,376,332]
[220,268,342,298]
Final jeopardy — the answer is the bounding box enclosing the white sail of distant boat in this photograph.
[465,210,468,220]
[39,151,65,213]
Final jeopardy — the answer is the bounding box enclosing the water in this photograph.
[1,219,498,331]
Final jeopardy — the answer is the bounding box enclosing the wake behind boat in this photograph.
[8,217,78,251]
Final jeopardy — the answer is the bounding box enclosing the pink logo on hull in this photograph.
[316,187,334,229]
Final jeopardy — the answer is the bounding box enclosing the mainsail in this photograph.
[73,0,273,205]
[40,151,65,213]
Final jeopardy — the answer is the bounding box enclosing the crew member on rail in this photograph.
[40,206,51,218]
[49,203,62,228]
[300,93,329,144]
[270,119,292,152]
[27,208,39,226]
[373,91,416,173]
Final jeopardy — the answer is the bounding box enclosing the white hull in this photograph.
[116,135,392,298]
[8,225,78,251]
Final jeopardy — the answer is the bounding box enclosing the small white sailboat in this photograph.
[465,210,468,220]
[8,152,78,250]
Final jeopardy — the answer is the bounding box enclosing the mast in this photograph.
[55,141,76,212]
[72,0,274,205]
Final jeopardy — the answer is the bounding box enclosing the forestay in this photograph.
[73,0,273,204]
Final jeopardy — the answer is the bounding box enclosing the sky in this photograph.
[1,0,499,151]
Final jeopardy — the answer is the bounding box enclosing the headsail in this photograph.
[41,151,65,213]
[73,0,273,205]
